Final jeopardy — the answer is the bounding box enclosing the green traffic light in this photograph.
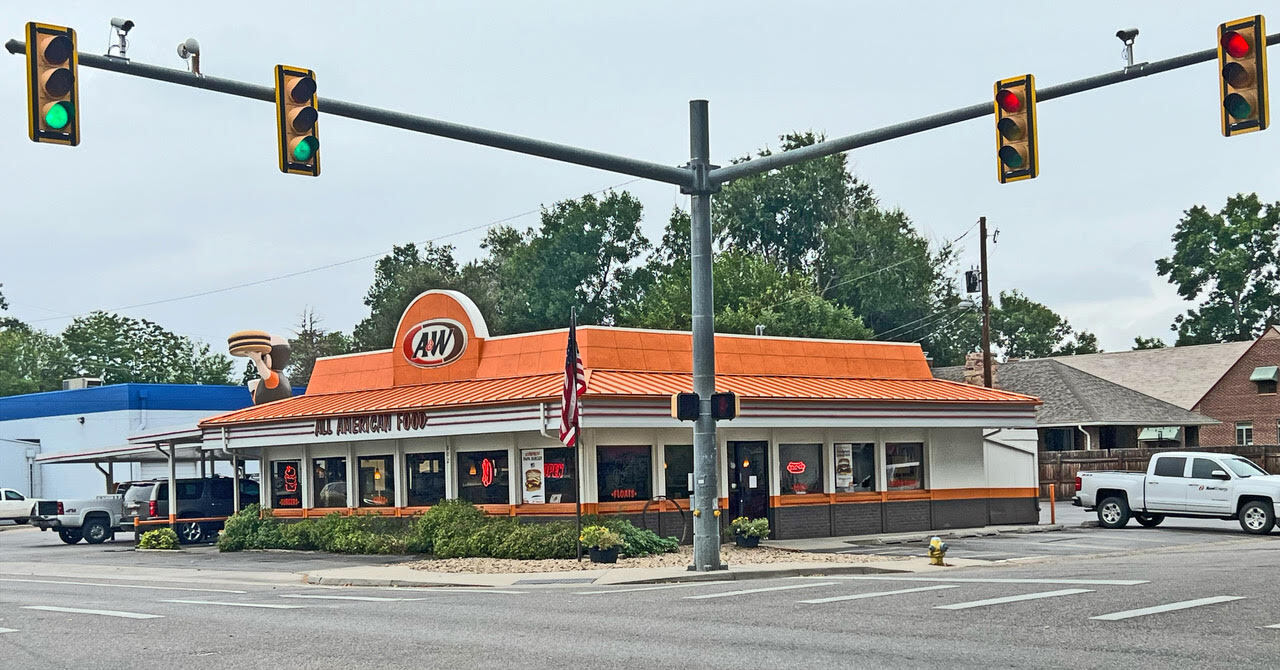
[1224,93,1253,120]
[43,101,72,130]
[291,135,318,162]
[998,145,1024,169]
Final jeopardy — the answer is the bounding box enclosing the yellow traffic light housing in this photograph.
[274,65,319,176]
[994,74,1037,183]
[25,22,79,146]
[1218,15,1268,137]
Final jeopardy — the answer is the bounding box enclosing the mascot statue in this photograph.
[228,330,292,405]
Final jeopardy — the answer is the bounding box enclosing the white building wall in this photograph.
[926,428,986,489]
[983,428,1039,488]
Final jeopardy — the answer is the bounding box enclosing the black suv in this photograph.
[134,476,260,544]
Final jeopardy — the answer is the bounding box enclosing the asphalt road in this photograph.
[2,522,1279,669]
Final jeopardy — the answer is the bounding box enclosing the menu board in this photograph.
[521,449,545,504]
[835,443,853,490]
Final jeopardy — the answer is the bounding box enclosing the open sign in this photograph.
[786,461,807,474]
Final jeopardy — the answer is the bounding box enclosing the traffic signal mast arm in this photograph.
[7,29,1279,187]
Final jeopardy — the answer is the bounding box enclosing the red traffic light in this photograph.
[1222,30,1251,58]
[996,89,1023,113]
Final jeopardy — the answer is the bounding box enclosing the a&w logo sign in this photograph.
[402,319,467,368]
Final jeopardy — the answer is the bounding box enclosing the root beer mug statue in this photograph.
[228,330,292,405]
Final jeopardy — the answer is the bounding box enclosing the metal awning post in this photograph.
[232,454,241,514]
[167,442,177,527]
[93,461,114,494]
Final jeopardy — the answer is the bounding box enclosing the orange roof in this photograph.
[201,370,1037,427]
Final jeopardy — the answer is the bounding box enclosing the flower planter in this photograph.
[588,546,619,564]
[734,534,761,548]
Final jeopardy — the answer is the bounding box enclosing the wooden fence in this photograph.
[1038,445,1280,500]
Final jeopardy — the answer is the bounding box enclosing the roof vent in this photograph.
[62,377,105,390]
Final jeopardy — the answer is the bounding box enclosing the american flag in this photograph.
[559,315,586,447]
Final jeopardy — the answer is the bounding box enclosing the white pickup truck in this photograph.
[30,494,127,544]
[0,487,37,524]
[1074,451,1280,535]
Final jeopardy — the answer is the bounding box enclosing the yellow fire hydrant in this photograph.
[928,536,949,566]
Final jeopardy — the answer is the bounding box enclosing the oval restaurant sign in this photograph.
[402,318,467,368]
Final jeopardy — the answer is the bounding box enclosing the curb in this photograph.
[304,575,494,588]
[829,524,1066,546]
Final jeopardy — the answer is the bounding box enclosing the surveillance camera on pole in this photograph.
[176,38,200,75]
[106,17,133,60]
[1116,28,1139,69]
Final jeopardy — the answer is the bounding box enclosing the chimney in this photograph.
[962,352,998,387]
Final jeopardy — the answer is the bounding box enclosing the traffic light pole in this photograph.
[8,30,1280,572]
[979,217,993,388]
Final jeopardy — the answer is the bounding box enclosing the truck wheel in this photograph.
[1097,496,1131,529]
[58,528,83,544]
[82,518,110,544]
[177,521,204,544]
[14,518,28,525]
[1239,500,1276,535]
[1134,514,1165,528]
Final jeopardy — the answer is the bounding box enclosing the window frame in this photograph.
[405,451,446,507]
[596,445,653,503]
[311,455,348,508]
[834,442,876,493]
[1236,422,1254,446]
[778,443,824,496]
[356,454,396,508]
[455,449,512,506]
[662,444,694,500]
[884,442,925,491]
[1152,456,1187,478]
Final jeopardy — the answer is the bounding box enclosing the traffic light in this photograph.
[994,75,1038,183]
[671,393,699,421]
[1218,15,1268,137]
[710,392,739,421]
[24,22,79,146]
[274,65,319,176]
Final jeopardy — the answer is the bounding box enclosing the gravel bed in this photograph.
[406,545,910,574]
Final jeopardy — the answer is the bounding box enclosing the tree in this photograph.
[1133,336,1167,350]
[991,290,1099,359]
[60,311,233,385]
[0,328,75,396]
[484,191,649,332]
[0,283,28,332]
[288,308,353,386]
[1156,193,1280,345]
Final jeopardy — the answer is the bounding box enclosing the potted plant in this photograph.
[581,525,622,564]
[730,516,769,548]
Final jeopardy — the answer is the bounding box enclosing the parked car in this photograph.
[1074,451,1280,535]
[28,481,156,544]
[0,487,37,524]
[132,476,259,544]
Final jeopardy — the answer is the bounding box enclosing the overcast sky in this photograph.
[3,1,1277,356]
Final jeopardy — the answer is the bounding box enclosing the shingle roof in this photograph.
[932,359,1217,427]
[1047,341,1253,410]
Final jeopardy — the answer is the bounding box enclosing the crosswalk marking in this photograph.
[23,606,161,620]
[160,599,305,609]
[936,588,1093,610]
[0,577,246,594]
[575,581,733,595]
[800,584,960,604]
[821,576,1147,586]
[0,628,17,634]
[1090,596,1245,621]
[685,582,836,600]
[280,594,426,602]
[1263,623,1280,629]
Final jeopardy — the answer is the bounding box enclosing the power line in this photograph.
[913,307,979,343]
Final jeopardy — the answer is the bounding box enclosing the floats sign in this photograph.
[401,318,467,368]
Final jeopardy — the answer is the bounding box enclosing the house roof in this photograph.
[1046,341,1253,410]
[932,359,1217,427]
[201,370,1037,427]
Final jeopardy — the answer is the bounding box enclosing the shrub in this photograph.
[580,516,678,557]
[139,527,179,550]
[581,525,622,550]
[730,516,770,539]
[495,522,577,560]
[218,504,275,552]
[406,499,487,554]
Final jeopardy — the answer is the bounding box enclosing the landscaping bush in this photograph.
[581,516,678,557]
[218,504,275,552]
[406,498,488,554]
[495,521,577,560]
[138,527,179,550]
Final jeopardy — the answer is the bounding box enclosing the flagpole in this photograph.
[572,308,584,562]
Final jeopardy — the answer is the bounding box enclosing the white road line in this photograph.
[575,581,733,595]
[1263,623,1280,629]
[160,599,305,610]
[23,606,161,620]
[0,628,17,634]
[685,582,837,600]
[280,594,426,602]
[421,588,527,595]
[936,588,1093,610]
[800,584,960,604]
[0,577,246,594]
[820,576,1148,586]
[1090,596,1245,621]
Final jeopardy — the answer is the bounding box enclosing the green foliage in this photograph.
[580,525,622,550]
[138,527,180,550]
[992,290,1099,359]
[60,311,233,385]
[495,521,578,560]
[730,516,770,539]
[218,505,406,555]
[405,498,488,554]
[1155,193,1280,345]
[286,308,354,386]
[1133,336,1167,350]
[580,516,678,557]
[0,327,75,397]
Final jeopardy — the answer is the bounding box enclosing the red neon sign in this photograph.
[481,458,495,487]
[786,461,807,474]
[610,488,638,500]
[283,464,298,492]
[544,462,565,479]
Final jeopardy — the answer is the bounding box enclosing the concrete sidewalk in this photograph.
[763,522,1064,553]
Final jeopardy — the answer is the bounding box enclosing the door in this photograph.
[1185,457,1233,514]
[1,489,28,517]
[1144,455,1188,512]
[728,442,768,520]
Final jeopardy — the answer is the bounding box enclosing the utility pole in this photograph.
[979,216,993,388]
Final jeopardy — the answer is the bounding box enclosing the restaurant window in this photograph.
[597,446,651,502]
[779,443,823,495]
[457,450,510,505]
[663,445,693,499]
[1237,422,1254,446]
[357,455,395,507]
[270,460,302,508]
[541,447,577,504]
[834,442,875,492]
[406,452,446,507]
[312,456,347,508]
[884,442,924,490]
